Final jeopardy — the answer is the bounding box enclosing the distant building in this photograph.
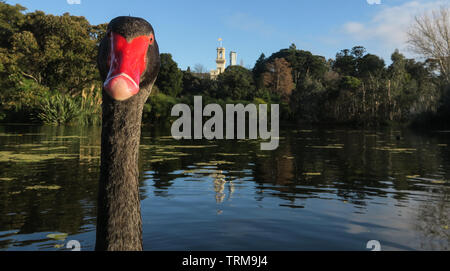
[230,51,237,66]
[210,46,226,80]
[210,39,239,79]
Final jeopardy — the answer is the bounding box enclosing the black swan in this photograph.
[95,16,160,251]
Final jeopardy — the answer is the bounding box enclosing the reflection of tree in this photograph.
[255,132,296,186]
[251,128,450,212]
[254,132,299,206]
[0,125,103,249]
[415,192,449,250]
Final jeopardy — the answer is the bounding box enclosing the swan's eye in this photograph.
[149,34,154,45]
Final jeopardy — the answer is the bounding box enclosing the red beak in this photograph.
[104,32,152,101]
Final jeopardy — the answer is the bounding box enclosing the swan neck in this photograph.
[96,101,144,251]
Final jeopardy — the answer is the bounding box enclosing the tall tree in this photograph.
[407,6,450,83]
[252,53,266,89]
[357,54,385,78]
[333,46,369,77]
[2,10,104,94]
[155,53,183,97]
[263,58,294,100]
[265,47,327,85]
[217,65,255,100]
[0,2,25,48]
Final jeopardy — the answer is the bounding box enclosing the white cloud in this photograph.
[67,0,81,4]
[367,0,382,5]
[342,1,445,55]
[344,22,365,34]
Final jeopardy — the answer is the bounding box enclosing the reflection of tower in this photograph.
[212,170,227,204]
[211,170,235,215]
[216,47,226,74]
[230,51,237,66]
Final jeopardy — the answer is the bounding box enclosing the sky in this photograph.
[4,0,447,71]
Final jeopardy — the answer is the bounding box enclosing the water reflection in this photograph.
[0,124,449,250]
[415,190,449,250]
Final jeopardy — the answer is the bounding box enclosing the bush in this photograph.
[37,93,81,125]
[143,92,180,122]
[217,66,255,100]
[0,79,48,122]
[78,86,102,126]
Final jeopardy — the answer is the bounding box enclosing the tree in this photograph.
[357,54,385,78]
[385,50,439,121]
[0,2,106,123]
[333,49,357,76]
[407,6,450,83]
[155,53,183,97]
[217,65,255,100]
[333,46,370,77]
[291,74,325,122]
[181,69,201,96]
[252,53,266,89]
[0,2,26,48]
[1,10,104,94]
[191,63,209,80]
[269,48,327,85]
[263,58,294,101]
[351,46,366,59]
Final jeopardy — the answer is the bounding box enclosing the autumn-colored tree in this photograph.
[263,58,294,100]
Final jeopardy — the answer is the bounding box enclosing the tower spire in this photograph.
[210,38,226,80]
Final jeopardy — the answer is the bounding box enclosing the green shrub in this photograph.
[0,79,48,122]
[143,92,180,122]
[78,86,102,126]
[37,93,81,125]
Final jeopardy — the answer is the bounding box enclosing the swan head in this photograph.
[98,16,160,102]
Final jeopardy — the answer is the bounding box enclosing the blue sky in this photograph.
[5,0,445,70]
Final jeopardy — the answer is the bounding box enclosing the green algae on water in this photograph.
[46,233,68,241]
[0,151,78,163]
[310,145,344,149]
[148,157,180,163]
[195,161,234,166]
[215,153,242,156]
[156,151,190,156]
[0,133,22,137]
[373,147,416,153]
[303,172,322,176]
[25,185,62,190]
[30,146,68,151]
[53,136,87,139]
[0,177,15,181]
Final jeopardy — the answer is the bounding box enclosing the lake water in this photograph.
[0,124,449,251]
